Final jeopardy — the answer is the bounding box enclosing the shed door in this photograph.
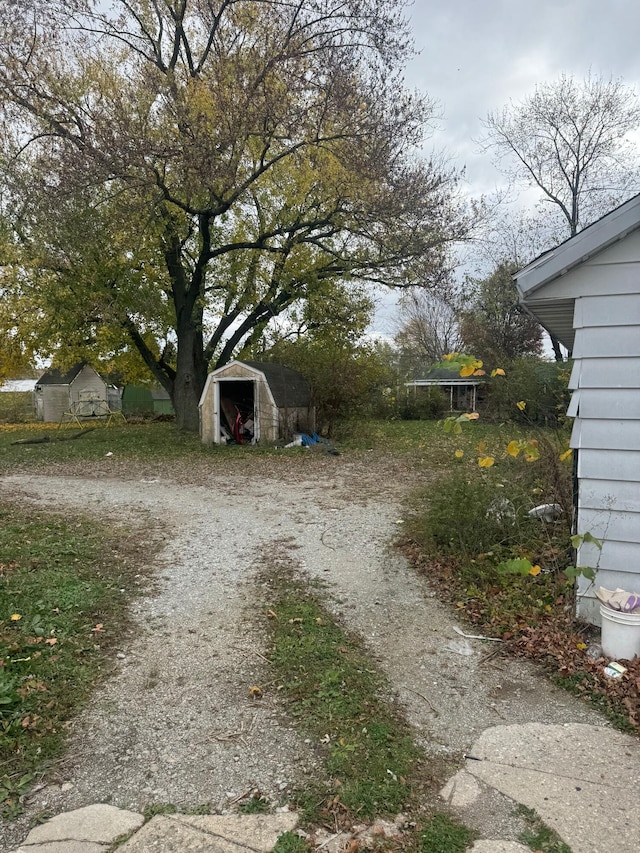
[217,379,257,443]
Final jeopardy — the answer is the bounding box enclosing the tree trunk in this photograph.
[550,334,564,362]
[172,319,208,432]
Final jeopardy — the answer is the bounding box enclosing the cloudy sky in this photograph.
[372,0,640,336]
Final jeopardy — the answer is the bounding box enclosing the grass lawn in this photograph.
[0,502,153,817]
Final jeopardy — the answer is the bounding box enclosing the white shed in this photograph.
[35,363,108,423]
[199,360,315,445]
[515,194,640,624]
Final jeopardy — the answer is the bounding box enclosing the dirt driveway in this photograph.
[0,452,606,850]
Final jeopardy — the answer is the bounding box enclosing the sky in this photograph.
[372,0,640,337]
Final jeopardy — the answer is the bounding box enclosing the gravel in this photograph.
[0,455,608,850]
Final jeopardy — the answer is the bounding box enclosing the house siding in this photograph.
[568,284,640,622]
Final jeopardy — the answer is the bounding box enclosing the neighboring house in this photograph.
[199,360,315,445]
[121,384,173,417]
[405,368,486,412]
[35,363,108,422]
[515,193,640,624]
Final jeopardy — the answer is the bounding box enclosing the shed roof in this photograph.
[36,363,97,385]
[242,361,312,407]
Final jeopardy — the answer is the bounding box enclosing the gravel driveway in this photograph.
[0,453,606,849]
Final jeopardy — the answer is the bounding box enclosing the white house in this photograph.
[514,194,640,624]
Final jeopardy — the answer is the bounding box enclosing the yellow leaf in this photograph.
[10,613,22,621]
[559,449,573,462]
[472,369,486,376]
[576,642,587,650]
[465,412,480,420]
[478,456,495,468]
[506,440,520,457]
[491,368,506,377]
[516,400,526,411]
[454,449,464,458]
[529,565,542,576]
[460,364,475,377]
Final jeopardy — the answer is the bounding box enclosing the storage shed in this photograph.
[121,384,174,417]
[199,360,315,445]
[35,363,108,422]
[515,193,640,624]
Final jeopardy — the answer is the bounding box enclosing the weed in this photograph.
[238,794,270,814]
[142,802,178,820]
[517,805,572,852]
[272,830,308,853]
[418,813,476,852]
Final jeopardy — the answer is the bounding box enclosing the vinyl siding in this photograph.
[569,285,640,620]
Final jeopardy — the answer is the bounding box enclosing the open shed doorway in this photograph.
[218,379,256,443]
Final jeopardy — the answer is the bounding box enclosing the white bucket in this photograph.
[600,604,640,660]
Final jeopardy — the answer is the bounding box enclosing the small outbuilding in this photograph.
[515,193,640,624]
[121,384,174,417]
[199,360,315,445]
[35,363,108,422]
[406,367,486,412]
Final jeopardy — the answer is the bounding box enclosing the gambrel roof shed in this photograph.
[199,360,315,445]
[514,193,640,624]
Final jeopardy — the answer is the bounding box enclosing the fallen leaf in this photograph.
[516,400,526,411]
[248,685,263,699]
[91,624,103,633]
[529,565,542,576]
[478,456,495,468]
[10,613,22,621]
[45,638,58,645]
[454,450,464,459]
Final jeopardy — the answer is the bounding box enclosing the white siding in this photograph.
[568,286,640,622]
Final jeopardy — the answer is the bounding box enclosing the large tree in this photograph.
[481,72,640,360]
[0,0,466,429]
[459,261,543,367]
[482,73,640,238]
[394,289,463,375]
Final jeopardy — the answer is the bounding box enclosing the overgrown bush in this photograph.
[412,468,539,557]
[487,358,571,425]
[400,387,448,420]
[0,392,36,423]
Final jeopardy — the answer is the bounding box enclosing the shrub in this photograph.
[411,468,539,558]
[487,358,571,426]
[400,387,448,420]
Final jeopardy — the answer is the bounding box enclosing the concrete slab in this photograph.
[470,843,530,853]
[118,813,299,853]
[465,722,640,853]
[439,769,481,807]
[170,814,299,850]
[14,842,107,853]
[20,804,144,846]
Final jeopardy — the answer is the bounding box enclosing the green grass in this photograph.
[0,502,151,817]
[272,831,308,853]
[517,805,573,852]
[418,813,476,853]
[264,569,422,824]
